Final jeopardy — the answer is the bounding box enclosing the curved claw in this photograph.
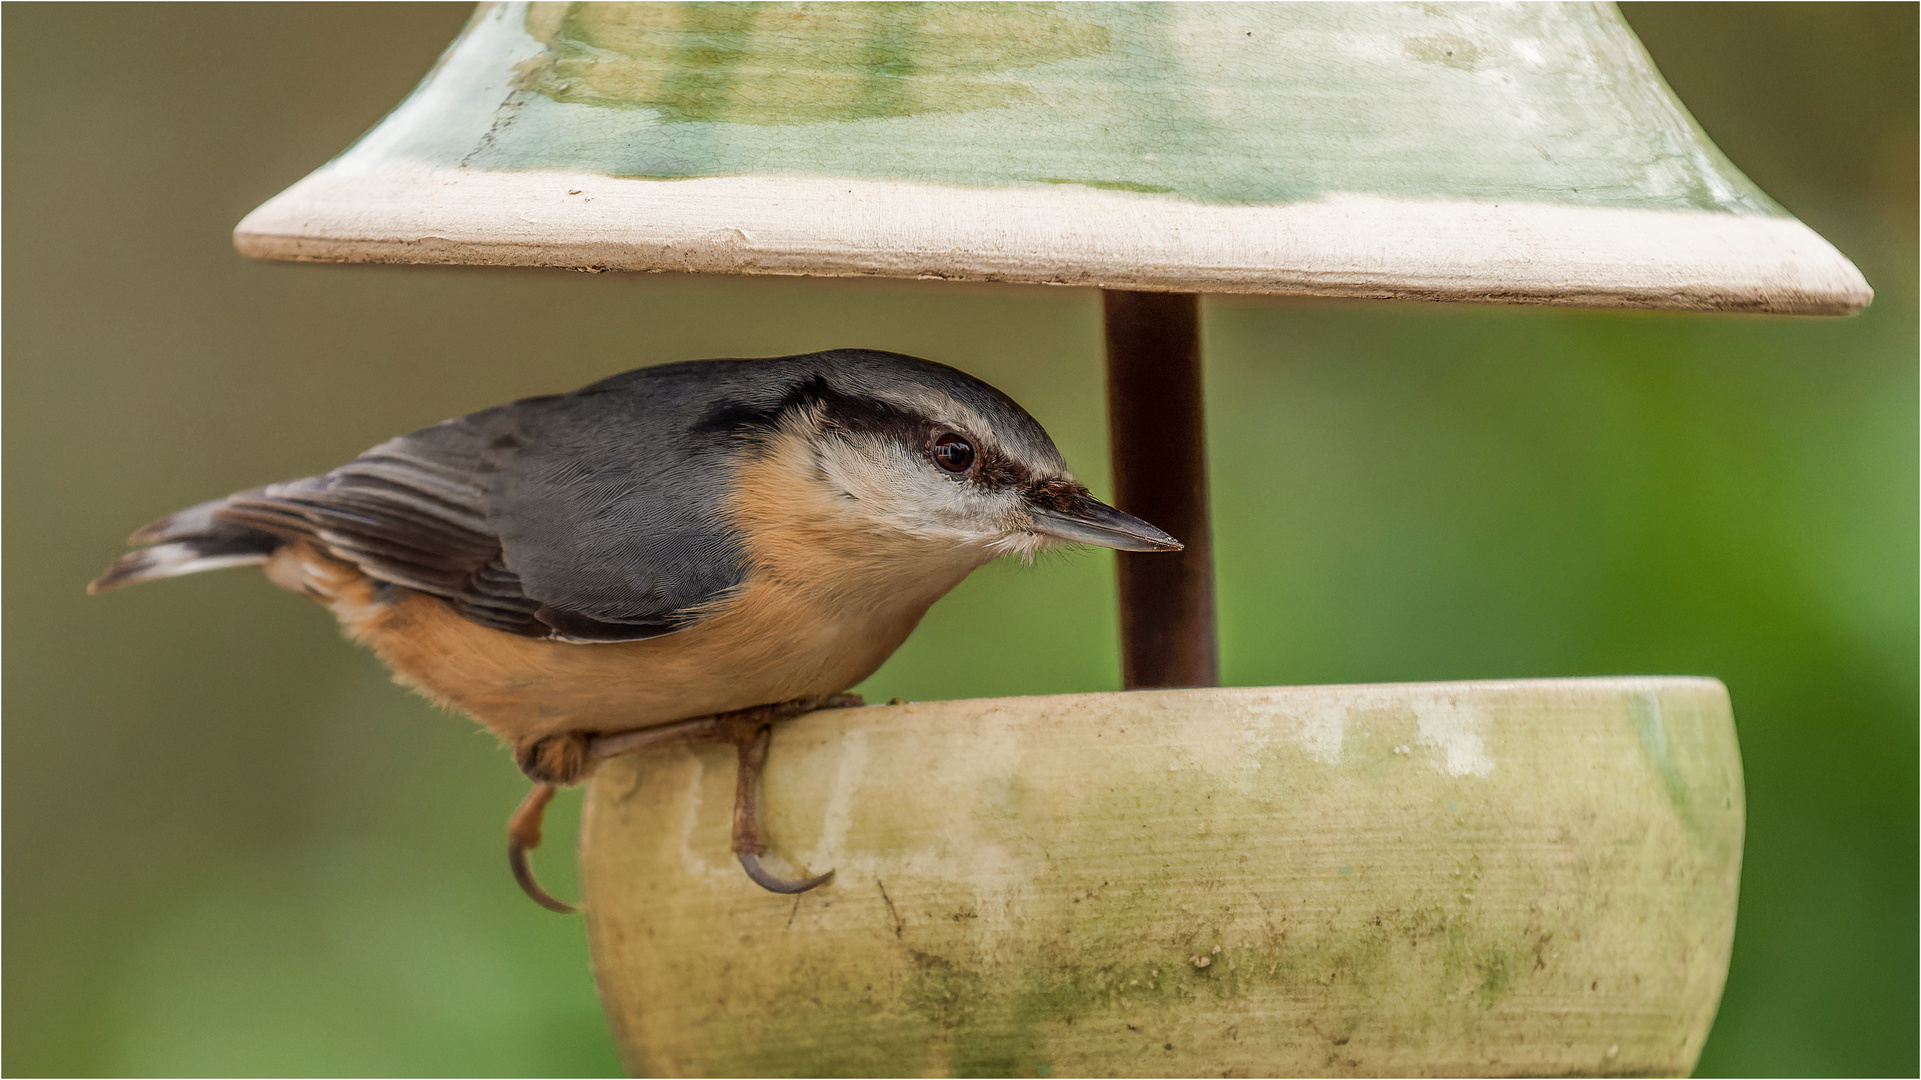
[508,783,578,914]
[510,842,578,914]
[737,851,835,894]
[731,724,837,895]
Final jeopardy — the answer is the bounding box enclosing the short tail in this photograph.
[88,496,281,594]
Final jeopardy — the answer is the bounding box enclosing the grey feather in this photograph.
[94,350,1068,641]
[91,510,278,593]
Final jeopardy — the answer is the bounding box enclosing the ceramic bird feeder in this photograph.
[236,3,1867,1076]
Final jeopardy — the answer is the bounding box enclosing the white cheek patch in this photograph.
[814,436,1025,546]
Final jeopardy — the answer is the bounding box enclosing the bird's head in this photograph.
[713,351,1181,568]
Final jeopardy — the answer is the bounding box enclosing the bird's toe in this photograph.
[515,730,594,785]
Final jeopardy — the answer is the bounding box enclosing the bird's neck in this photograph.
[724,439,997,612]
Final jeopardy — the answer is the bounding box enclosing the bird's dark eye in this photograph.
[931,433,975,474]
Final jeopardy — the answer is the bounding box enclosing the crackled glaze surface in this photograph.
[480,1,1771,213]
[581,677,1742,1077]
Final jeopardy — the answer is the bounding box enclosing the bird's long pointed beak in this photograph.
[1027,492,1182,552]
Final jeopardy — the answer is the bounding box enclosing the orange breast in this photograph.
[268,528,975,748]
[265,433,994,749]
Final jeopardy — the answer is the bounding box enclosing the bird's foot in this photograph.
[505,694,862,910]
[729,722,836,894]
[581,694,865,765]
[507,784,576,913]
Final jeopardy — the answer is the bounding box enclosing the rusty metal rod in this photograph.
[1101,290,1220,690]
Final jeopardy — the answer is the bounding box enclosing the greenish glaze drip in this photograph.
[1033,178,1176,194]
[529,2,1109,124]
[1631,690,1690,812]
[1631,690,1744,861]
[654,4,755,125]
[850,2,920,121]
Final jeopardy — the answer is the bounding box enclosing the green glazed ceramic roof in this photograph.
[495,1,1772,213]
[236,1,1870,313]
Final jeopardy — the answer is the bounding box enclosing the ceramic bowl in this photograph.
[581,677,1741,1077]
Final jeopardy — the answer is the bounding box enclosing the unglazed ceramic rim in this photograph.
[237,166,1870,313]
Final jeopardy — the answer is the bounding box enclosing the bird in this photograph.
[90,349,1181,903]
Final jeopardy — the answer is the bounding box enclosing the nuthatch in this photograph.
[92,350,1180,904]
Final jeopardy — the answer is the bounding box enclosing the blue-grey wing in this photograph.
[214,370,751,642]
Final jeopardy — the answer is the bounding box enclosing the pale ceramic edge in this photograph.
[233,168,1871,314]
[842,674,1733,712]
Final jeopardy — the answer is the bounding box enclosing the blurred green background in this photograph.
[4,3,1913,1075]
